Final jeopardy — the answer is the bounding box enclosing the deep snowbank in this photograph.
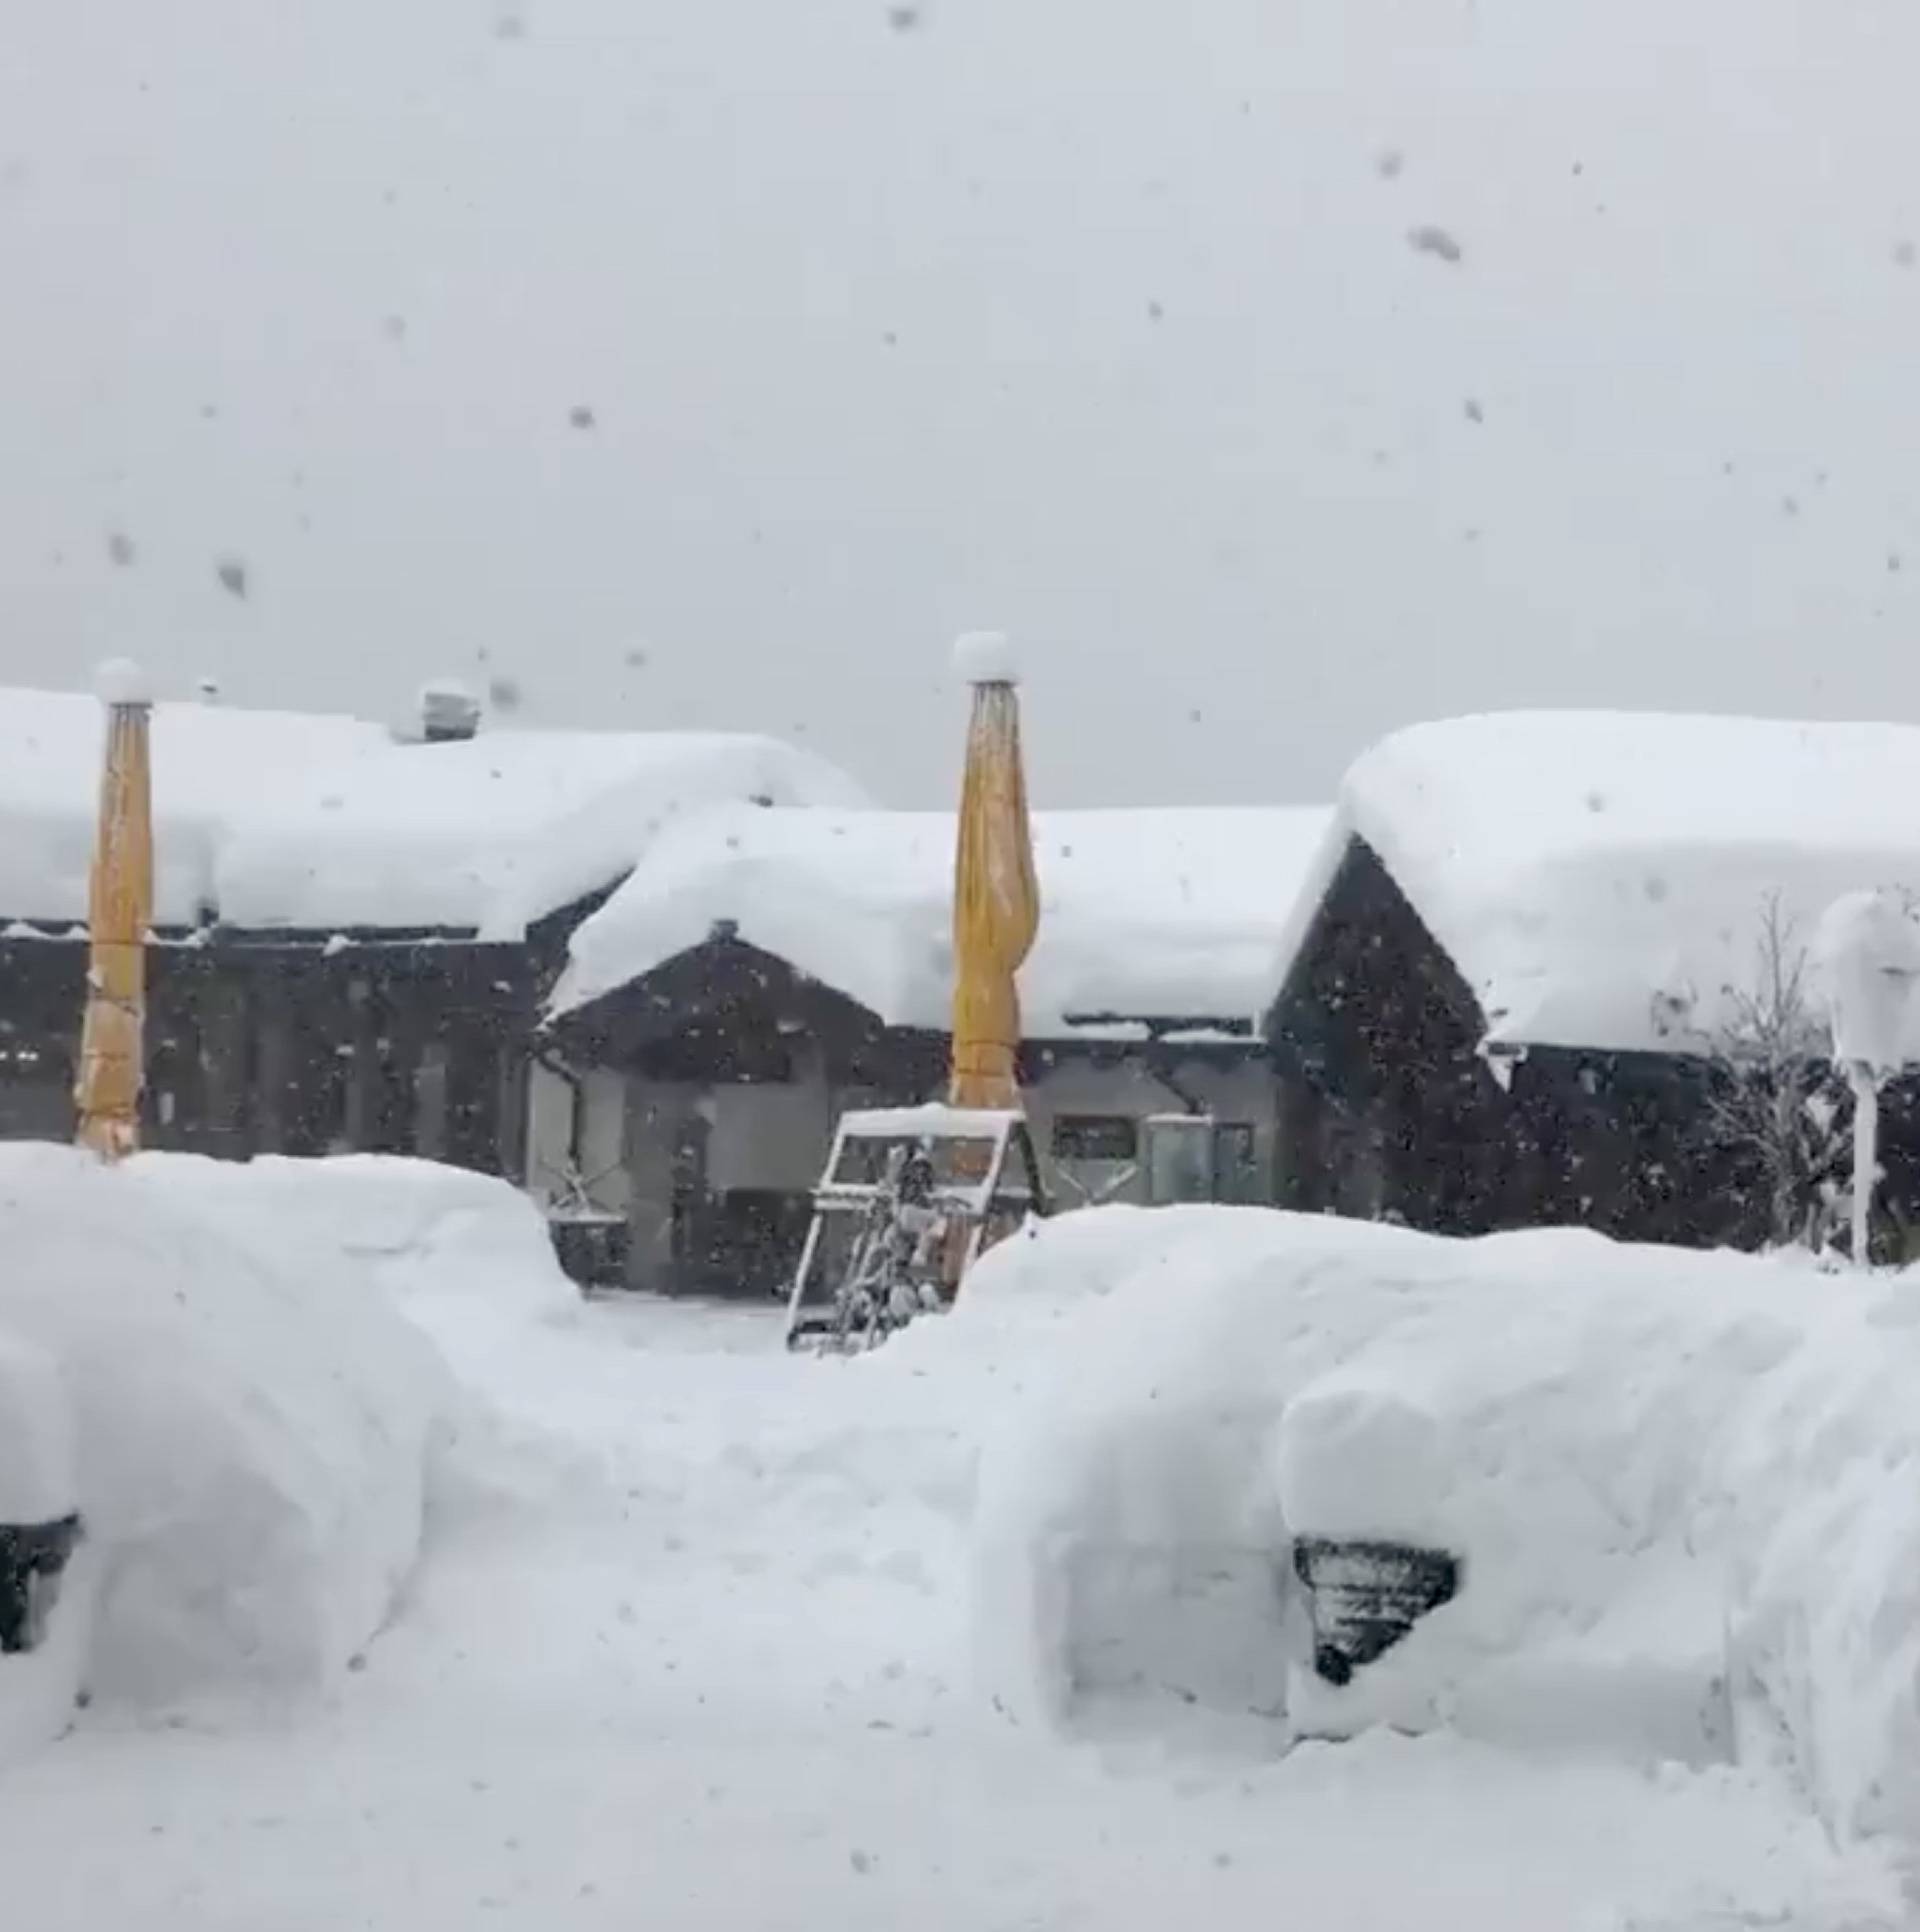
[964,1207,1920,1843]
[0,1146,462,1715]
[139,1152,580,1334]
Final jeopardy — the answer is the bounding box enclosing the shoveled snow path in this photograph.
[0,1297,1906,1930]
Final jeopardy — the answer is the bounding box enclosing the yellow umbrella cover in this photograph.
[948,632,1039,1110]
[75,662,155,1161]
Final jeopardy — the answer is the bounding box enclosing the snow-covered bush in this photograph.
[967,1206,1920,1843]
[0,1144,451,1709]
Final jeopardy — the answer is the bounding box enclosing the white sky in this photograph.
[4,0,1920,806]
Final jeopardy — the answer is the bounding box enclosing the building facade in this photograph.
[0,682,866,1180]
[537,935,1277,1294]
[1266,712,1920,1255]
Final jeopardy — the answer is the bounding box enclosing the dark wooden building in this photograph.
[1267,833,1920,1256]
[0,913,574,1177]
[0,682,865,1181]
[533,799,1324,1292]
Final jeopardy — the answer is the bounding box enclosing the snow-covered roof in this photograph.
[217,730,866,938]
[0,687,380,930]
[553,803,1331,1040]
[1275,710,1920,1057]
[0,684,865,937]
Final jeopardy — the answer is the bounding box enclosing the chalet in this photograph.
[0,683,865,1169]
[537,802,1331,1291]
[1266,711,1920,1251]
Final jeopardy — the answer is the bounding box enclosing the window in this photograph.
[1145,1116,1214,1203]
[1051,1114,1138,1163]
[832,1133,999,1189]
[1212,1122,1259,1204]
[412,1042,450,1162]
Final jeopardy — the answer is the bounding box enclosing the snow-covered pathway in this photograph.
[0,1295,1906,1930]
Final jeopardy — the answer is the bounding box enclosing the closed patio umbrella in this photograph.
[74,661,154,1161]
[948,632,1039,1111]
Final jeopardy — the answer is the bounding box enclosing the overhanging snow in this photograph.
[552,803,1330,1040]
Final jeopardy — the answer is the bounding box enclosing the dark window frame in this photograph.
[1051,1113,1139,1163]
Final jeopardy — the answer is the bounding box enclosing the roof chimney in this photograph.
[414,679,482,744]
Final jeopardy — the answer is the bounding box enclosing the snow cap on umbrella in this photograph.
[953,630,1020,687]
[93,658,153,708]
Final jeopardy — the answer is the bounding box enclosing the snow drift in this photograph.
[965,1207,1920,1843]
[144,1151,580,1336]
[0,1145,476,1713]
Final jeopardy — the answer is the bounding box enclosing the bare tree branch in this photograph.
[1693,894,1845,1250]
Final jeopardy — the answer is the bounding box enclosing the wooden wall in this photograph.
[0,934,537,1177]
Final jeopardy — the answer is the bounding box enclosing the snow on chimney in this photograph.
[412,679,482,744]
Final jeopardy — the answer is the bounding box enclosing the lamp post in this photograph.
[1814,889,1920,1267]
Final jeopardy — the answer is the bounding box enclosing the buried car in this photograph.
[0,1330,86,1768]
[965,1205,1920,1837]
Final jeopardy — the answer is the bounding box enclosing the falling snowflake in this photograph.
[106,531,135,568]
[215,558,249,599]
[1406,225,1463,264]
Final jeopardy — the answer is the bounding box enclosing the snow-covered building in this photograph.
[0,684,864,1167]
[1266,711,1920,1249]
[539,803,1330,1291]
